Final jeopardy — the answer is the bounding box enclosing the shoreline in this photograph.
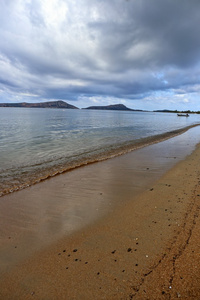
[0,129,200,298]
[1,123,200,198]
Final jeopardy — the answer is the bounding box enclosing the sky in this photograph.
[1,0,200,111]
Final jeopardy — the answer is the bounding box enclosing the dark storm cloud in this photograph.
[88,0,200,70]
[0,0,200,109]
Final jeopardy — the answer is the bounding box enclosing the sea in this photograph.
[1,107,200,197]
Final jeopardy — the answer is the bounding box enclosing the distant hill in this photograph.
[153,109,176,113]
[0,101,145,112]
[153,109,194,114]
[0,100,78,109]
[84,104,142,111]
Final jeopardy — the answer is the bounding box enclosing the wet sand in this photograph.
[0,128,200,299]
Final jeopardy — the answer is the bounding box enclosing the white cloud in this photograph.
[0,0,200,110]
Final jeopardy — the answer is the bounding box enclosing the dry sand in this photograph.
[0,143,200,299]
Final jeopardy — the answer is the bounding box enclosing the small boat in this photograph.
[177,113,189,117]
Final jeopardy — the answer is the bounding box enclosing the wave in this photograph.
[1,124,200,197]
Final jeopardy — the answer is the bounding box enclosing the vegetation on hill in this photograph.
[0,100,78,109]
[84,104,142,111]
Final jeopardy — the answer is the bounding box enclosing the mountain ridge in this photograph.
[0,100,78,109]
[0,101,142,111]
[84,104,142,111]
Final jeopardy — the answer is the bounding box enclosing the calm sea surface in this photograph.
[0,107,200,196]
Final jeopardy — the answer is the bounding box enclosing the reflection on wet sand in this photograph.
[0,126,200,275]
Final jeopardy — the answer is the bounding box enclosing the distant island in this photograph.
[0,100,78,109]
[2,101,198,114]
[154,109,200,114]
[0,101,144,111]
[84,104,143,111]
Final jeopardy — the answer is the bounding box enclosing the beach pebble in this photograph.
[73,249,78,252]
[127,248,132,252]
[162,291,165,295]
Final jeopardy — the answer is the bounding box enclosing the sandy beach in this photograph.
[0,133,200,299]
[2,1,200,299]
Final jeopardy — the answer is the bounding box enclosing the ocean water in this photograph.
[0,107,200,196]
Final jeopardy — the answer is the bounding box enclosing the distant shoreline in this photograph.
[0,100,199,113]
[0,101,143,111]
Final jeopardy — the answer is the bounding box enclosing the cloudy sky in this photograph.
[1,0,200,110]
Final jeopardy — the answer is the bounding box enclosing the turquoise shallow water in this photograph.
[0,107,200,195]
